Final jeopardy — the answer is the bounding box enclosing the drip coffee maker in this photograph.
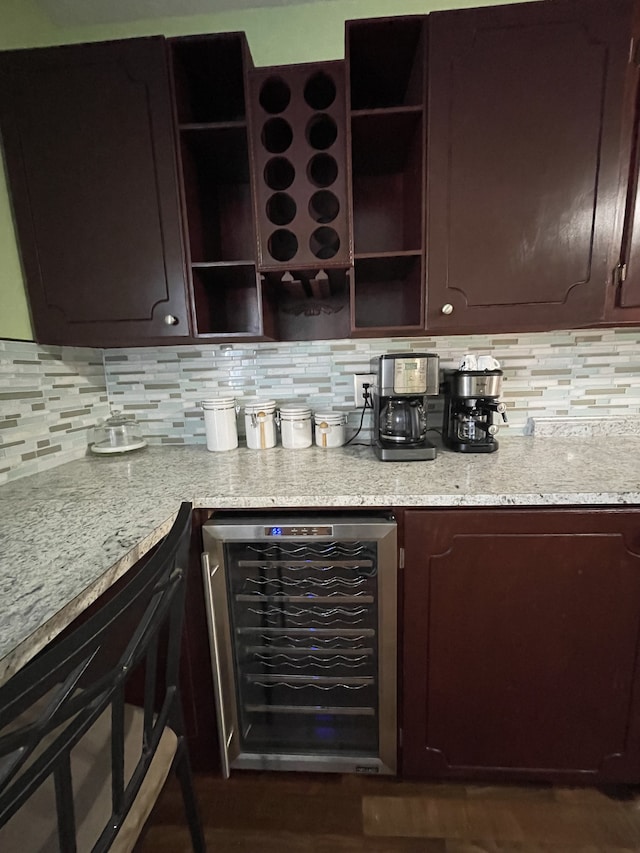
[442,367,508,453]
[373,353,439,461]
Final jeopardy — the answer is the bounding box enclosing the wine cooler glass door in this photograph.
[202,516,397,774]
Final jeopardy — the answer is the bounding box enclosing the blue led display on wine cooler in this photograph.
[270,527,283,536]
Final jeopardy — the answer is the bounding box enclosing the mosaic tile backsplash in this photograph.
[103,327,640,445]
[0,341,108,484]
[1,328,640,483]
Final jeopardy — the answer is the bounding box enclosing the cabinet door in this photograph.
[403,508,640,783]
[606,3,640,322]
[425,0,633,334]
[0,38,189,346]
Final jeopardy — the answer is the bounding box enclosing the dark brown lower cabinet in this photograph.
[402,508,640,784]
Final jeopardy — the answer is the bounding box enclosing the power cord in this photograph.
[344,384,374,446]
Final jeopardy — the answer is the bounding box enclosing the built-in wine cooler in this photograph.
[201,513,397,776]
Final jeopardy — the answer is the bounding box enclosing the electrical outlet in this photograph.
[353,373,375,407]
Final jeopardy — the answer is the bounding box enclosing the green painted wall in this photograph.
[0,0,533,341]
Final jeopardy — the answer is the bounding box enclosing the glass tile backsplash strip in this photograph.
[0,341,108,484]
[1,328,639,484]
[103,328,640,445]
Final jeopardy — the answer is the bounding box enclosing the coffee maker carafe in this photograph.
[373,353,439,461]
[442,368,508,453]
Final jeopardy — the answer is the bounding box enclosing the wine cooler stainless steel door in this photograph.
[201,515,397,775]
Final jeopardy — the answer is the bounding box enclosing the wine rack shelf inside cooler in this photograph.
[227,538,381,755]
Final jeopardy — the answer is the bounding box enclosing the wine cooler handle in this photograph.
[201,551,232,779]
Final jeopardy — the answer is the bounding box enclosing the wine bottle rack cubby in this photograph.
[249,61,350,271]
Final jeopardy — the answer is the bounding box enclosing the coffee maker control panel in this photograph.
[393,359,427,394]
[377,353,439,398]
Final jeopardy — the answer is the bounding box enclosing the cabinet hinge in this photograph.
[399,546,405,571]
[614,262,628,287]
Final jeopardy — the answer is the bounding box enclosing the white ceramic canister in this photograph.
[314,411,346,448]
[200,398,238,452]
[279,405,312,449]
[244,400,277,449]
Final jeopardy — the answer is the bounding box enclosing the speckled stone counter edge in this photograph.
[0,515,176,686]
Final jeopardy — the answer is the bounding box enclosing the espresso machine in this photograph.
[372,353,439,461]
[442,368,508,453]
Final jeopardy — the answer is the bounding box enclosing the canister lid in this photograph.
[314,411,345,424]
[244,399,276,414]
[279,405,311,418]
[200,397,235,409]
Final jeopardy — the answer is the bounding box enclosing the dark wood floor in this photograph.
[142,771,640,852]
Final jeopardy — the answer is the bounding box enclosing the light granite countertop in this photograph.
[2,435,640,686]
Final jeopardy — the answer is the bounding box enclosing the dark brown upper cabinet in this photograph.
[402,508,640,784]
[0,37,189,346]
[425,0,635,335]
[3,1,638,349]
[347,17,427,336]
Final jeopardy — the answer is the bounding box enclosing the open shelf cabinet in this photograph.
[172,34,248,123]
[351,254,424,332]
[347,16,427,335]
[347,16,426,110]
[191,264,263,336]
[351,109,423,255]
[261,267,351,341]
[180,126,255,263]
[171,33,264,338]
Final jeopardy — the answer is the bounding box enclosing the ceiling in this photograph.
[36,0,321,27]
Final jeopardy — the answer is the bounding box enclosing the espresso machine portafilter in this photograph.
[442,369,508,453]
[372,353,439,461]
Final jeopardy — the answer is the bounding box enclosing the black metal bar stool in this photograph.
[0,501,206,852]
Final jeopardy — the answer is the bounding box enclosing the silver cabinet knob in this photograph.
[441,303,454,315]
[163,314,179,326]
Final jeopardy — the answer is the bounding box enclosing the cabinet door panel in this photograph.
[608,1,640,320]
[403,509,640,783]
[426,0,633,334]
[0,38,188,345]
[619,154,640,308]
